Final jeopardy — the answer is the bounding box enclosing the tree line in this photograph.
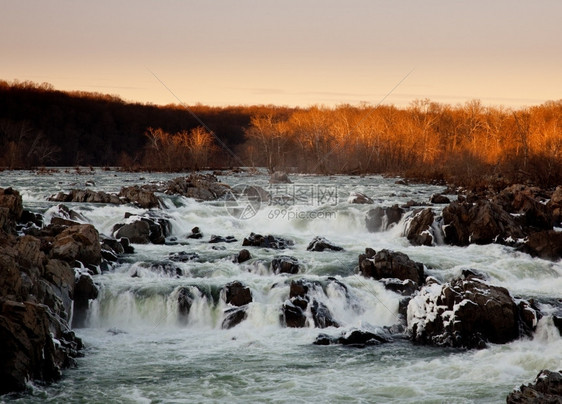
[1,80,561,187]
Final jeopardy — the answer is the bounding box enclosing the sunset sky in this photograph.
[2,0,561,108]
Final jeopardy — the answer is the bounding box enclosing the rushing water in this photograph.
[1,169,561,404]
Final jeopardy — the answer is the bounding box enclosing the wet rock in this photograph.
[269,171,292,184]
[442,200,524,246]
[271,255,300,274]
[165,174,231,200]
[365,205,404,232]
[209,235,237,243]
[430,194,450,204]
[381,278,419,296]
[235,249,251,264]
[223,281,252,306]
[359,249,425,285]
[187,226,203,239]
[407,277,531,349]
[0,187,23,234]
[169,251,199,262]
[48,189,120,204]
[51,224,101,267]
[118,185,161,209]
[495,184,553,231]
[506,369,562,404]
[222,307,248,329]
[405,208,435,246]
[242,232,294,249]
[307,236,343,252]
[348,192,374,204]
[101,237,125,256]
[281,279,339,328]
[19,209,43,228]
[519,230,562,261]
[142,262,183,278]
[72,273,98,328]
[548,186,562,226]
[113,215,170,245]
[314,327,394,347]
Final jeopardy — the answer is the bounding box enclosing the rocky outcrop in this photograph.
[164,174,230,200]
[269,171,292,184]
[221,281,252,329]
[314,327,394,347]
[118,185,162,209]
[365,205,404,232]
[48,189,121,204]
[506,369,562,404]
[407,275,536,349]
[494,184,553,231]
[520,230,562,261]
[306,236,343,252]
[348,192,374,204]
[359,249,425,286]
[430,194,450,204]
[112,214,171,244]
[405,208,435,246]
[0,187,23,234]
[51,224,102,268]
[281,279,340,328]
[548,186,562,226]
[242,232,294,249]
[234,249,251,264]
[271,255,300,274]
[442,200,524,246]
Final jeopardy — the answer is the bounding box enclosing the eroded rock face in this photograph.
[365,205,404,232]
[520,230,562,261]
[118,186,161,209]
[359,249,425,286]
[306,236,343,252]
[442,200,524,246]
[405,208,435,246]
[506,369,562,404]
[51,224,102,267]
[271,255,300,275]
[407,276,535,349]
[0,187,23,234]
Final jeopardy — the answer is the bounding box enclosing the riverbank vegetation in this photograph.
[1,80,561,187]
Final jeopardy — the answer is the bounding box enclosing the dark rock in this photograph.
[430,194,450,204]
[101,237,125,256]
[187,226,203,239]
[282,301,307,328]
[282,279,339,328]
[209,235,237,243]
[348,192,374,204]
[306,236,343,252]
[381,278,419,296]
[119,237,134,254]
[165,174,231,200]
[222,307,248,329]
[365,205,404,232]
[223,281,252,306]
[72,274,98,328]
[442,200,524,246]
[242,232,294,249]
[235,249,251,263]
[314,327,394,347]
[177,287,196,325]
[360,249,425,285]
[407,277,530,349]
[169,251,199,262]
[269,171,292,184]
[506,369,562,404]
[548,186,562,226]
[113,215,170,245]
[271,255,300,274]
[0,187,23,234]
[495,184,553,231]
[19,209,43,228]
[520,230,562,261]
[143,262,183,277]
[405,208,435,246]
[48,189,120,204]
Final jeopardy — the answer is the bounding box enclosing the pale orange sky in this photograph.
[1,0,561,108]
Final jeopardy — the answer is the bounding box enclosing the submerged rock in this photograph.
[314,327,394,347]
[348,192,374,204]
[271,255,300,274]
[365,205,404,232]
[306,236,343,252]
[281,279,339,329]
[242,232,294,249]
[113,214,171,245]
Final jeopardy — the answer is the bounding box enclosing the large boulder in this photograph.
[365,205,404,232]
[348,192,374,204]
[242,232,294,249]
[113,214,170,245]
[271,255,300,274]
[520,230,562,261]
[314,327,394,347]
[442,200,524,246]
[72,274,98,328]
[407,275,535,349]
[359,249,425,285]
[222,281,252,307]
[0,187,23,234]
[548,186,562,226]
[118,186,161,209]
[165,174,230,200]
[51,224,101,267]
[48,189,120,204]
[269,171,292,184]
[506,369,562,404]
[405,208,435,246]
[306,236,343,252]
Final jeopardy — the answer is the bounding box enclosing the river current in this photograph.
[1,169,561,403]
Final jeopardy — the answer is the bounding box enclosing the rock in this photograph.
[242,232,294,249]
[495,184,553,231]
[306,236,343,252]
[407,276,532,349]
[0,187,23,234]
[348,192,374,204]
[72,273,98,328]
[209,235,237,243]
[520,230,562,261]
[165,174,230,200]
[19,209,43,228]
[187,226,203,239]
[506,369,562,404]
[101,237,125,256]
[314,327,394,347]
[381,278,419,296]
[548,186,562,226]
[113,215,170,245]
[48,189,118,204]
[281,279,339,328]
[430,194,450,204]
[269,171,292,184]
[442,200,524,246]
[140,262,183,278]
[222,307,248,329]
[359,249,425,285]
[235,249,251,264]
[50,204,88,223]
[405,208,435,246]
[271,255,300,274]
[222,281,252,306]
[118,185,161,209]
[51,224,101,267]
[365,205,404,232]
[176,287,196,325]
[169,251,199,262]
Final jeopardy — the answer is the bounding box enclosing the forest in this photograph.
[1,80,561,187]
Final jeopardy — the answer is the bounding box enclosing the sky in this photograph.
[1,0,561,108]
